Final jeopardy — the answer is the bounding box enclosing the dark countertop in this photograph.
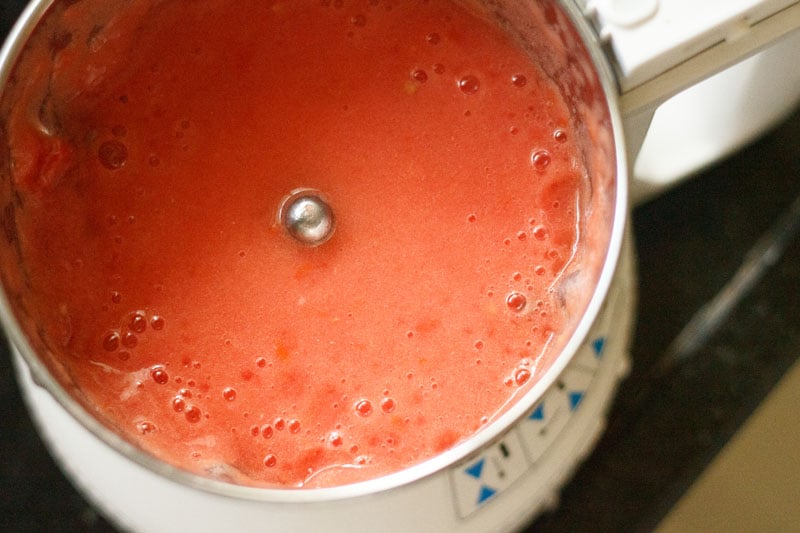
[531,110,800,532]
[1,3,799,532]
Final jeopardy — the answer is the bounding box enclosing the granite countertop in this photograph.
[1,3,799,531]
[530,108,800,533]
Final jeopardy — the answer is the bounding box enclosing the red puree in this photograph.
[2,0,590,487]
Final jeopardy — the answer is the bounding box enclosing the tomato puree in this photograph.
[1,0,596,487]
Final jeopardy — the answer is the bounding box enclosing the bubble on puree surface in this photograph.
[0,0,595,487]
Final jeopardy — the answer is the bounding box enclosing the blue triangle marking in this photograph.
[465,458,484,479]
[568,391,584,411]
[477,485,497,505]
[592,337,606,358]
[529,403,545,421]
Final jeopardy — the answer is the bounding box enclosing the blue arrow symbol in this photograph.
[592,337,605,358]
[568,391,584,411]
[465,459,484,479]
[477,485,497,504]
[529,403,545,421]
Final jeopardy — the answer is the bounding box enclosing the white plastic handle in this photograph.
[576,0,800,202]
